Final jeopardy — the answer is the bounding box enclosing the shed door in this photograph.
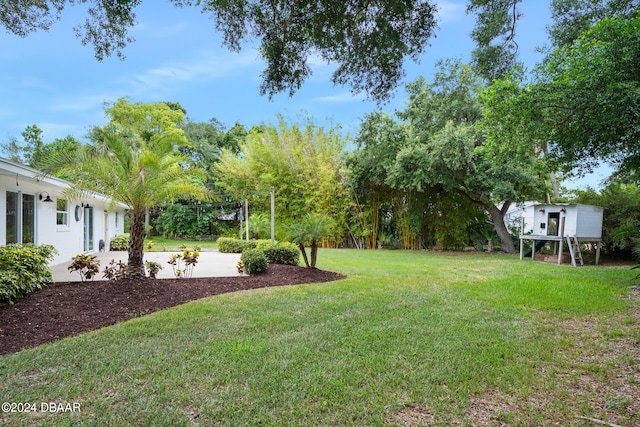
[547,212,560,236]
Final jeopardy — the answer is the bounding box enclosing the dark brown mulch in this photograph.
[0,265,344,356]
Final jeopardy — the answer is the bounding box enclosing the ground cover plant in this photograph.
[0,250,638,426]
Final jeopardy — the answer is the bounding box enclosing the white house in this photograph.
[518,203,604,266]
[0,157,127,265]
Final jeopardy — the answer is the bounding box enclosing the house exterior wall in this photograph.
[1,158,126,266]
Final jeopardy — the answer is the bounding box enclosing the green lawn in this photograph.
[1,249,638,426]
[143,237,218,251]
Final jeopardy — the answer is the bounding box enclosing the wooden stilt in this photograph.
[558,216,566,265]
[519,238,524,260]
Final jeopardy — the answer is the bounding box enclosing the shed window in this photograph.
[56,199,68,226]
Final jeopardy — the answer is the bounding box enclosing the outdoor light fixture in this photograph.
[39,192,54,202]
[539,208,545,213]
[560,208,566,213]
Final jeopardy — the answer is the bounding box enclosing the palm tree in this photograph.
[48,124,209,279]
[287,213,335,268]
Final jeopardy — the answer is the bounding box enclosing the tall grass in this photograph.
[1,249,637,426]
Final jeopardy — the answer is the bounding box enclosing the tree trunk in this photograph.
[487,203,515,253]
[457,191,516,254]
[298,243,310,268]
[126,209,147,279]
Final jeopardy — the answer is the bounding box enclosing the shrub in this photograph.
[240,248,269,275]
[103,259,127,280]
[145,261,163,279]
[68,254,100,282]
[259,242,300,265]
[153,204,214,237]
[167,248,200,278]
[110,233,130,251]
[236,260,245,274]
[217,237,257,253]
[0,244,58,302]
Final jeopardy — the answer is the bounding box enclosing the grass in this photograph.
[143,237,218,252]
[1,249,638,426]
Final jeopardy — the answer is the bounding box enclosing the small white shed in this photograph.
[519,203,604,266]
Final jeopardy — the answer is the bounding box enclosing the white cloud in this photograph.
[47,94,111,113]
[437,1,467,25]
[314,92,364,103]
[126,50,260,94]
[38,122,90,139]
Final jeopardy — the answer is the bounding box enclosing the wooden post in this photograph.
[532,239,536,260]
[245,199,249,241]
[519,216,524,260]
[519,238,524,260]
[558,216,566,265]
[270,186,275,246]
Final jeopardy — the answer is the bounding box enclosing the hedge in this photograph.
[0,243,58,302]
[110,233,130,251]
[257,241,300,266]
[217,238,272,253]
[240,248,269,275]
[218,238,300,266]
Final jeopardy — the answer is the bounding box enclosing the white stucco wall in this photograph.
[1,158,127,266]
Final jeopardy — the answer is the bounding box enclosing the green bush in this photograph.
[68,254,100,282]
[217,238,297,265]
[259,242,300,265]
[0,243,58,302]
[240,248,269,275]
[103,259,127,280]
[217,237,257,253]
[110,233,130,251]
[153,204,214,237]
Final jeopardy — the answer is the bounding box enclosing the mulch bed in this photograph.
[0,264,344,356]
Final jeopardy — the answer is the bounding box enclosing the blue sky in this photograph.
[0,1,609,188]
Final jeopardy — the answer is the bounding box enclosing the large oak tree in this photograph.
[2,0,438,101]
[485,13,640,178]
[385,61,547,253]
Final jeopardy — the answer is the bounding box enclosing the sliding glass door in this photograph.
[84,206,94,252]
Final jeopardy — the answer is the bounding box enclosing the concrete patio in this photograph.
[50,250,242,282]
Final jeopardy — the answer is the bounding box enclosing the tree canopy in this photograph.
[547,0,640,48]
[467,0,523,81]
[2,0,438,101]
[350,60,548,253]
[485,13,640,177]
[215,115,349,241]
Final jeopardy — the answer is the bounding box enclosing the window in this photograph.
[56,199,68,226]
[6,191,35,244]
